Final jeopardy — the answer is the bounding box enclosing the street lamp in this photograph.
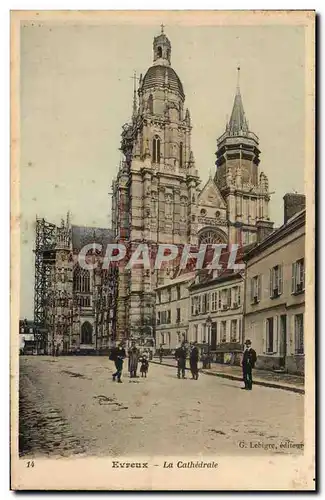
[205,315,212,369]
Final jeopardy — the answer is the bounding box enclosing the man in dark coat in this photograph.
[175,342,187,379]
[189,341,199,380]
[110,342,126,383]
[158,345,164,364]
[242,339,257,390]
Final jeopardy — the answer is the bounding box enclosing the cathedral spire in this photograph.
[132,71,138,120]
[227,67,249,136]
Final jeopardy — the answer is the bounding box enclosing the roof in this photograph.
[228,87,249,135]
[155,271,195,290]
[244,209,306,261]
[71,226,114,251]
[142,65,184,99]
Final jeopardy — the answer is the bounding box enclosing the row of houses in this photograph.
[155,194,306,375]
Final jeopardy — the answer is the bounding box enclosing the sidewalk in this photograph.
[151,357,304,394]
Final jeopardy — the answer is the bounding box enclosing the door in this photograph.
[279,315,287,368]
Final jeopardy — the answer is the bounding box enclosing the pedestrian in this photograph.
[158,344,164,364]
[128,341,140,378]
[189,341,199,380]
[242,339,257,390]
[140,352,149,378]
[175,342,187,379]
[110,342,126,383]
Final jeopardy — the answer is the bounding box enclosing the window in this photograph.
[176,285,181,300]
[269,265,283,298]
[167,288,172,302]
[179,142,183,167]
[157,311,161,325]
[221,321,227,341]
[232,287,240,308]
[148,94,153,114]
[292,259,305,294]
[194,324,198,342]
[81,321,93,344]
[157,291,161,304]
[211,291,217,312]
[161,333,165,345]
[201,293,209,314]
[152,135,161,163]
[157,46,162,58]
[251,275,261,303]
[200,208,207,216]
[295,314,304,354]
[231,320,237,341]
[73,268,90,293]
[266,317,274,353]
[218,291,222,310]
[176,308,181,323]
[227,288,232,308]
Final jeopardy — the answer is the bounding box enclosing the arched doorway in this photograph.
[81,321,93,345]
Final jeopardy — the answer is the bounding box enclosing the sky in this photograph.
[20,20,306,319]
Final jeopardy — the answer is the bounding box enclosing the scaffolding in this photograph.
[33,218,58,349]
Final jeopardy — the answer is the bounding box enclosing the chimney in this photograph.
[283,193,306,224]
[256,220,274,244]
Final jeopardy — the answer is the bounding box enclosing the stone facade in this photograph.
[155,272,195,351]
[111,30,272,342]
[41,217,115,354]
[243,209,305,375]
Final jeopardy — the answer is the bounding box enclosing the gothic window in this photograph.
[180,196,187,221]
[179,142,183,167]
[157,46,162,58]
[81,321,93,344]
[148,94,153,114]
[199,230,224,245]
[73,267,90,293]
[152,135,161,163]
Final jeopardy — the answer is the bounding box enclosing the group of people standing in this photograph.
[174,341,199,380]
[109,341,149,383]
[110,338,257,390]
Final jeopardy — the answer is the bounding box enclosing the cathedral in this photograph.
[111,27,273,341]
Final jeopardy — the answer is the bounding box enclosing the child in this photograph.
[140,353,149,378]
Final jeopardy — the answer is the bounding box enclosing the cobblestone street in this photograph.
[19,356,304,458]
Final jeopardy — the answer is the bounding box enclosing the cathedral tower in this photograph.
[112,27,201,340]
[215,68,272,245]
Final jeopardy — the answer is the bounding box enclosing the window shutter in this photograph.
[279,265,283,294]
[258,275,261,301]
[292,263,296,293]
[269,269,273,297]
[228,288,231,307]
[274,316,278,353]
[302,260,306,290]
[238,287,241,306]
[250,278,254,302]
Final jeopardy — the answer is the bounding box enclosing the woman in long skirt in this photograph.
[128,342,140,378]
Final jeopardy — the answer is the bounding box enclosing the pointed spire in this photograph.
[227,67,249,136]
[132,71,137,119]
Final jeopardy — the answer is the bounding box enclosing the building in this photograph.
[111,28,273,342]
[34,215,116,355]
[155,272,195,351]
[243,194,306,375]
[19,319,37,354]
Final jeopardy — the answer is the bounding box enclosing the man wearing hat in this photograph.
[242,339,257,390]
[189,341,199,380]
